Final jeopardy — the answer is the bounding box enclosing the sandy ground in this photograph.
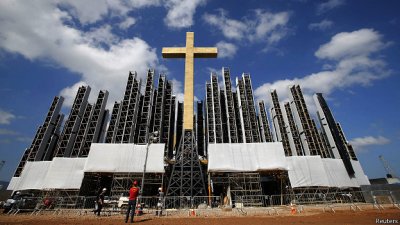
[0,207,399,225]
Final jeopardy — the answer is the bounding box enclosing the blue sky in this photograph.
[0,0,399,182]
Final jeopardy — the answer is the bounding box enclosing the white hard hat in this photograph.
[102,188,107,191]
[16,191,21,195]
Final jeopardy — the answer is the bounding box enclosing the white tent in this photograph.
[208,143,288,172]
[84,143,165,173]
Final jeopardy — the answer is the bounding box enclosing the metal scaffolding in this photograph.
[104,102,121,143]
[211,73,223,143]
[258,101,273,142]
[222,67,238,143]
[70,103,92,157]
[43,114,64,161]
[220,90,229,143]
[311,119,330,158]
[196,101,205,156]
[289,85,321,156]
[167,96,176,159]
[14,148,30,177]
[270,90,292,156]
[211,172,263,207]
[27,96,64,161]
[243,74,261,143]
[205,82,215,143]
[117,72,141,143]
[79,90,108,157]
[236,78,252,143]
[232,92,243,143]
[283,102,304,156]
[175,102,184,153]
[166,130,206,206]
[136,69,155,144]
[152,75,166,143]
[337,123,358,160]
[110,173,163,197]
[162,81,174,158]
[55,86,90,157]
[313,92,355,175]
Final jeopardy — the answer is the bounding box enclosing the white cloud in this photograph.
[203,9,290,46]
[171,78,184,102]
[215,41,237,58]
[58,0,161,25]
[0,128,18,135]
[317,0,345,15]
[164,0,206,29]
[315,29,386,60]
[119,17,136,29]
[0,1,161,108]
[350,136,390,152]
[308,19,333,31]
[254,29,390,112]
[0,109,16,125]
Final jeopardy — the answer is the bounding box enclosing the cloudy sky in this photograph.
[0,0,399,181]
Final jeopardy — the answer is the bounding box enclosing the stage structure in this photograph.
[9,32,371,209]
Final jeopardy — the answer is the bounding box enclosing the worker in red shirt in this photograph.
[125,180,140,223]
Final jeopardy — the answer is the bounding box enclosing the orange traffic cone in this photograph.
[290,203,296,215]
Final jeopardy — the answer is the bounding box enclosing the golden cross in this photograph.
[162,32,217,130]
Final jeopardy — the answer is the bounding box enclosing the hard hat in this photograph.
[102,188,107,191]
[16,191,21,195]
[158,187,162,191]
[133,180,138,185]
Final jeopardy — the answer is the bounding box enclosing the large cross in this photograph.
[162,32,217,130]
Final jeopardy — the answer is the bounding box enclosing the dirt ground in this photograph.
[0,208,399,225]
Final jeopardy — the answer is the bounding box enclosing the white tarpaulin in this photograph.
[286,156,330,188]
[8,158,86,191]
[208,143,288,172]
[15,161,51,190]
[287,157,370,188]
[7,177,21,191]
[322,158,358,188]
[84,143,165,173]
[42,157,86,189]
[351,160,370,186]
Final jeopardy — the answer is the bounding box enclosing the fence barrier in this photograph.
[3,190,399,215]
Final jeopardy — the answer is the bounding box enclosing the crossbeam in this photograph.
[162,32,217,130]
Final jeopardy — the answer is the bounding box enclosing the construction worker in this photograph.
[125,180,139,223]
[95,188,106,216]
[156,187,164,216]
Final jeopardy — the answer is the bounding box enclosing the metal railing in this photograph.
[3,190,399,215]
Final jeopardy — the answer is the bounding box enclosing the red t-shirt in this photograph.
[129,187,139,200]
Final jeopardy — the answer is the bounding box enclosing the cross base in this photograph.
[166,129,206,208]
